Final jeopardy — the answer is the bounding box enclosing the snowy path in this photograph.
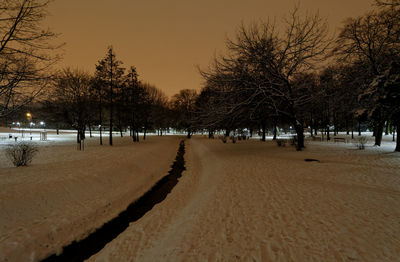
[0,136,181,262]
[89,137,400,261]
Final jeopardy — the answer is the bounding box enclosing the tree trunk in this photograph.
[261,122,266,142]
[99,97,103,145]
[81,130,85,151]
[385,121,390,136]
[99,125,103,145]
[131,110,136,142]
[132,128,137,141]
[187,127,191,139]
[326,126,330,141]
[117,105,123,138]
[393,125,396,142]
[89,124,92,138]
[294,123,305,150]
[225,129,230,137]
[333,113,337,136]
[358,119,361,136]
[109,118,113,146]
[273,119,277,140]
[395,121,400,152]
[109,58,113,146]
[374,121,384,146]
[208,130,214,139]
[77,129,84,151]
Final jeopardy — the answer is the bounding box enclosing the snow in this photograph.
[89,135,400,262]
[1,128,400,261]
[0,129,181,261]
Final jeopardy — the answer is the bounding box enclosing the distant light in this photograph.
[40,121,45,125]
[26,112,32,117]
[12,122,15,125]
[98,125,101,128]
[30,122,35,126]
[289,126,292,129]
[17,122,20,126]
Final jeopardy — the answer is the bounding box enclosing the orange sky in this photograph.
[45,0,374,97]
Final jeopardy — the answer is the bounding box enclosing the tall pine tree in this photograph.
[95,46,124,146]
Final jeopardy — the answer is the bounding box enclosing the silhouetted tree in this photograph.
[334,4,400,145]
[171,89,198,138]
[47,68,92,150]
[125,66,140,142]
[368,61,400,151]
[95,46,125,146]
[201,5,332,150]
[0,0,61,118]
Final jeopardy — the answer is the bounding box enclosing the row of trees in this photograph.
[192,1,400,151]
[1,0,399,152]
[0,0,198,149]
[43,46,177,149]
[0,1,189,150]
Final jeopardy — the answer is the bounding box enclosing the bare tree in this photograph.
[368,61,400,151]
[201,5,332,150]
[0,0,61,117]
[171,89,198,138]
[137,83,169,139]
[90,77,106,145]
[125,66,140,142]
[46,68,92,150]
[334,4,400,146]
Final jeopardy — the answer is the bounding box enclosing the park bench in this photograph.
[334,137,346,143]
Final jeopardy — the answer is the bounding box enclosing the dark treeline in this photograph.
[1,0,399,152]
[40,46,178,149]
[193,1,400,152]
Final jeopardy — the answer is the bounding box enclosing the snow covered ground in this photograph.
[0,128,181,261]
[89,135,400,262]
[1,129,399,261]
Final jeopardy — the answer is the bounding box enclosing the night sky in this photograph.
[45,0,374,97]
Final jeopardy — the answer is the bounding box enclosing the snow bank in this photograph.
[0,134,181,261]
[89,137,400,261]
